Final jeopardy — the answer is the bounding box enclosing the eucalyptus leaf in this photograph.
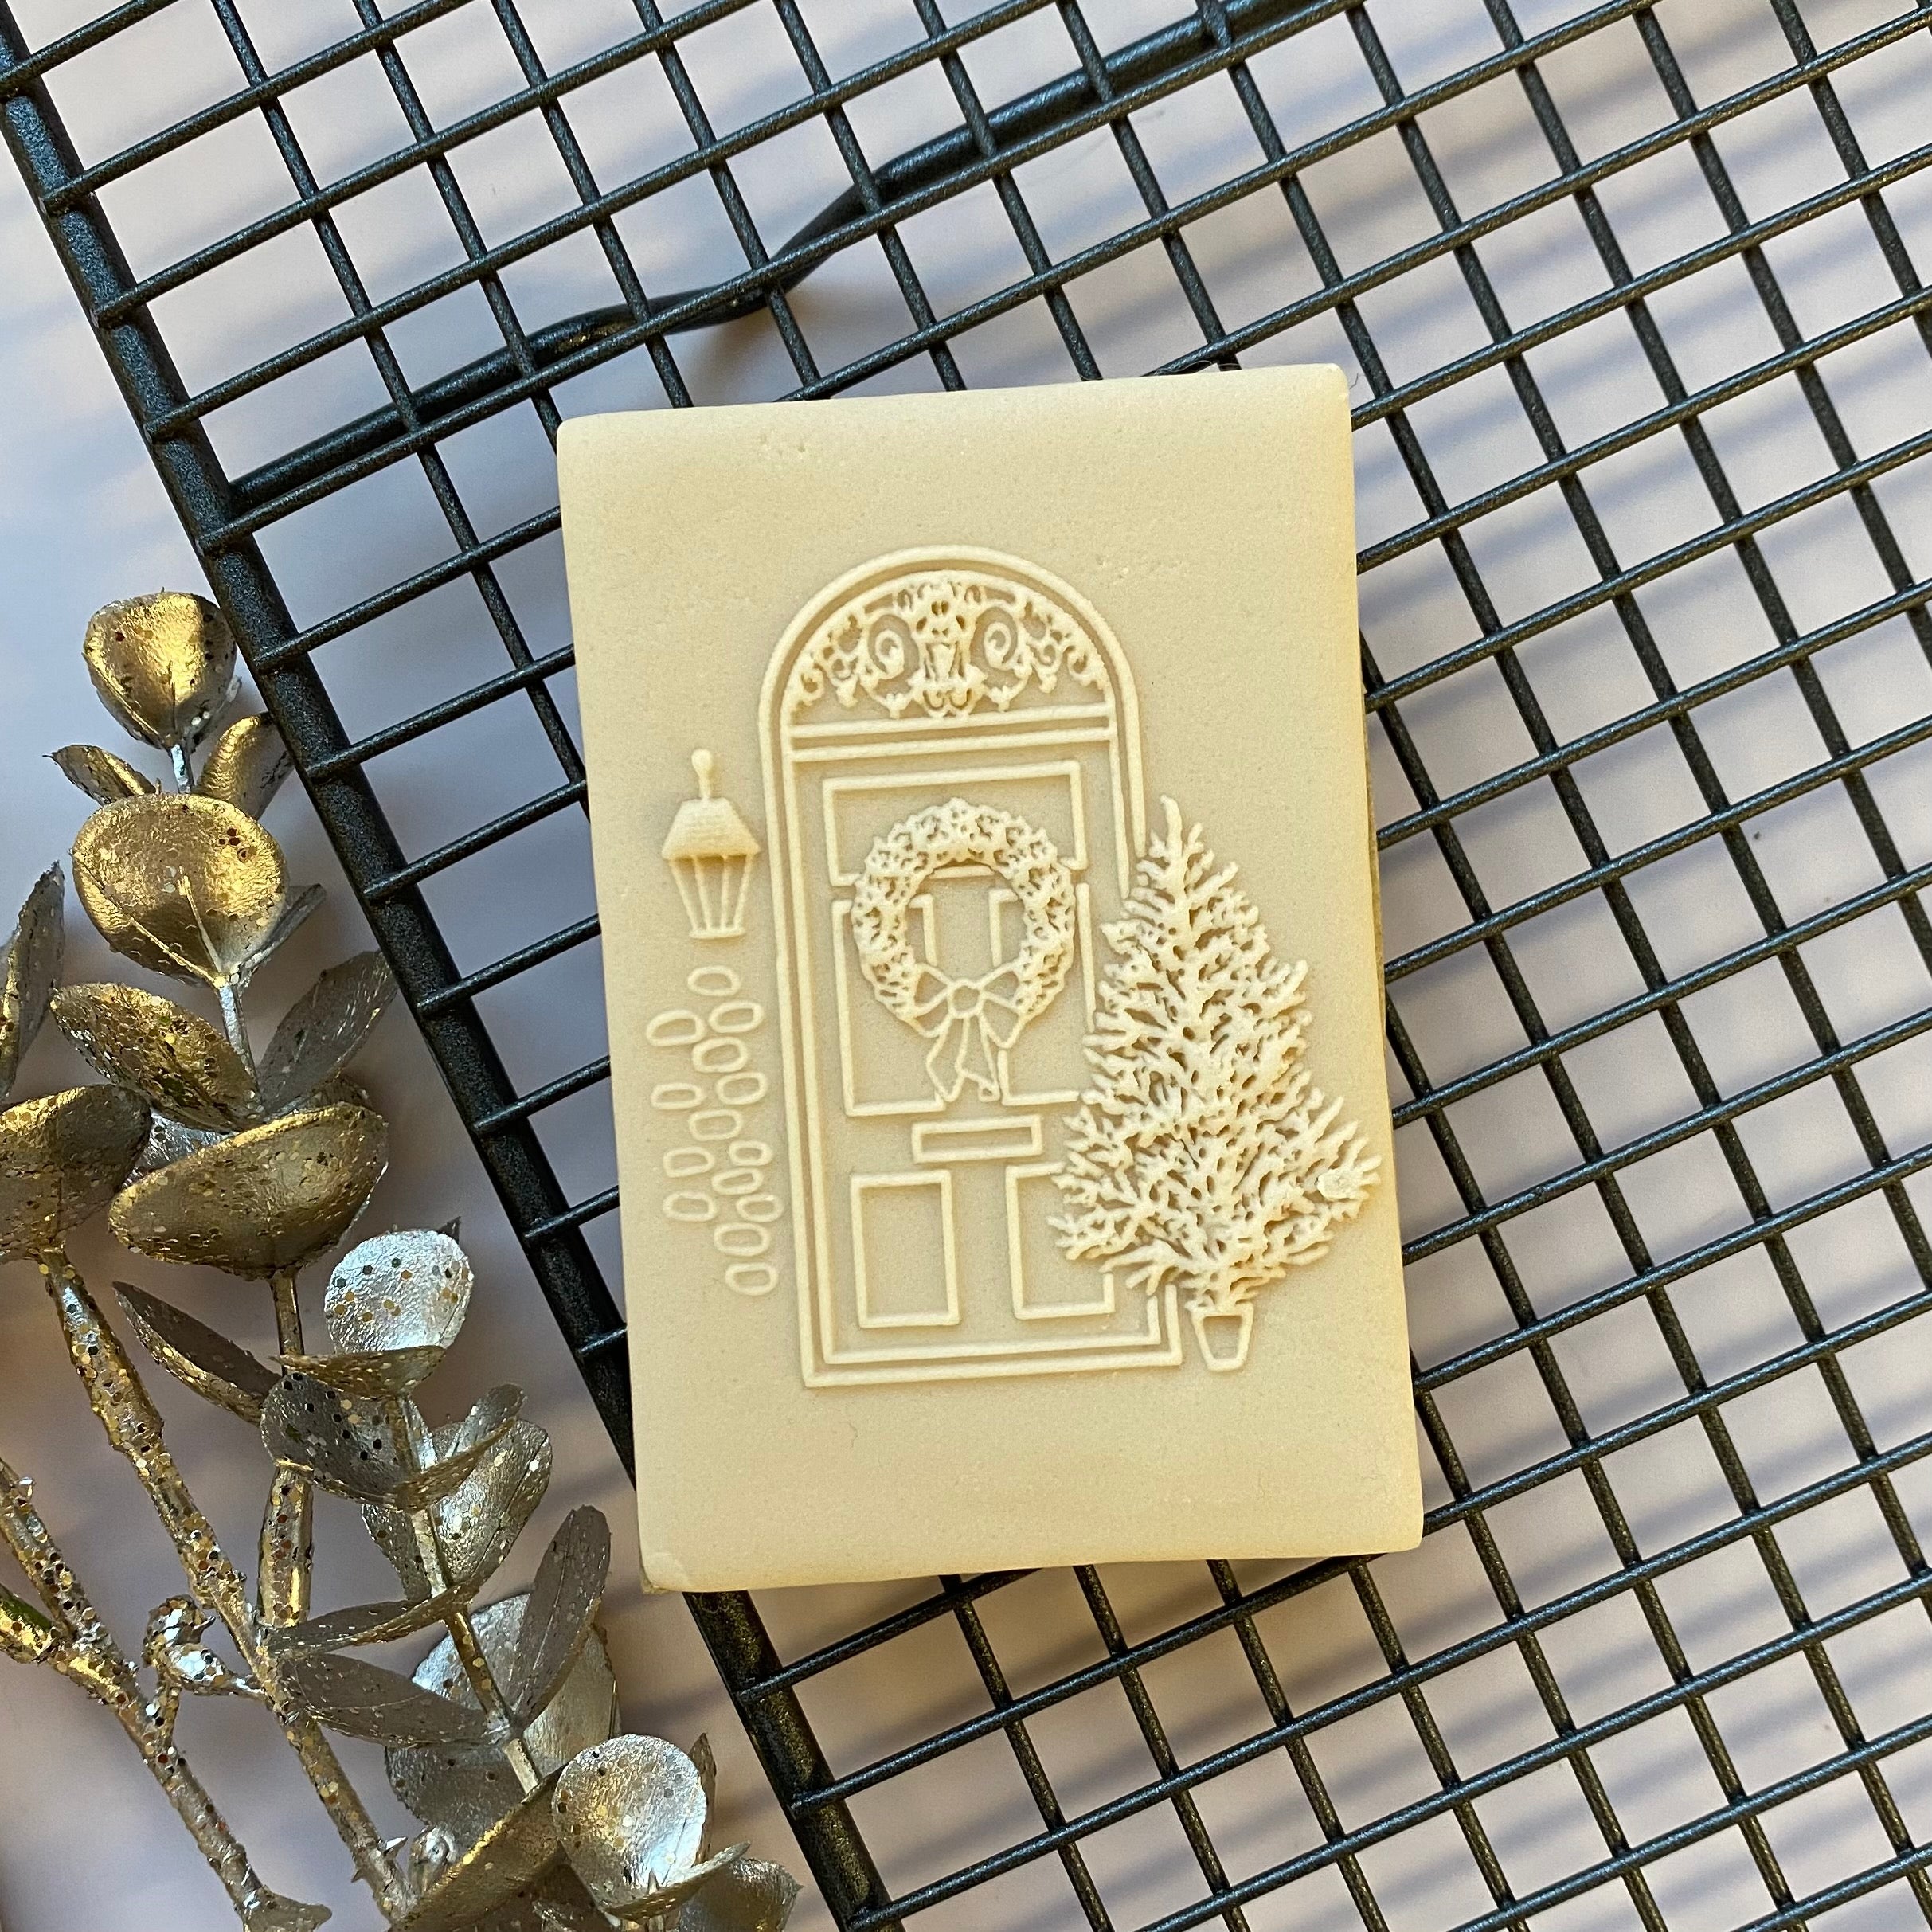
[278,1345,446,1398]
[366,1419,551,1602]
[109,1102,387,1277]
[0,1085,151,1263]
[510,1509,611,1725]
[72,794,287,986]
[197,713,292,819]
[267,1590,462,1658]
[393,1778,564,1932]
[679,1859,801,1932]
[115,1282,277,1426]
[131,1111,227,1178]
[259,951,395,1113]
[0,865,64,1100]
[324,1227,469,1359]
[280,1650,498,1748]
[389,1597,616,1851]
[262,1375,522,1511]
[50,743,153,806]
[53,983,256,1131]
[241,882,326,982]
[553,1736,739,1922]
[83,592,236,755]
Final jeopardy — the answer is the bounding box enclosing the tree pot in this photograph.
[1189,1302,1253,1371]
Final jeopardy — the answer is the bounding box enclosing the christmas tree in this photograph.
[1052,798,1379,1369]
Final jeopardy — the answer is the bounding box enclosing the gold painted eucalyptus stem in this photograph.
[0,1451,279,1922]
[259,1269,313,1629]
[393,1393,541,1793]
[36,1246,409,1919]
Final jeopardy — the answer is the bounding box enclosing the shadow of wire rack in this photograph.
[6,0,1932,1926]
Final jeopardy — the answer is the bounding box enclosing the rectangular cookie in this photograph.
[559,370,1420,1590]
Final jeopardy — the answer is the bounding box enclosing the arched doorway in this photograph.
[761,548,1183,1385]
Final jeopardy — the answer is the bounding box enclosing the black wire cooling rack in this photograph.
[6,1,1932,1926]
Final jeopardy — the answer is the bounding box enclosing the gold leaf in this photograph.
[0,866,64,1100]
[108,1101,386,1277]
[0,1085,151,1262]
[52,983,256,1131]
[197,714,291,819]
[83,592,236,753]
[72,794,287,988]
[49,744,154,806]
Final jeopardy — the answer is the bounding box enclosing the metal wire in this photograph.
[5,2,1931,1928]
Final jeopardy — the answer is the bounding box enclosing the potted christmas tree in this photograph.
[1053,799,1380,1370]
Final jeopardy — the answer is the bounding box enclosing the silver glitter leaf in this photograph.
[393,1778,565,1932]
[680,1859,801,1932]
[510,1508,611,1725]
[109,1101,388,1278]
[0,865,65,1101]
[198,714,292,820]
[53,982,256,1131]
[116,1281,278,1426]
[258,952,396,1114]
[553,1736,741,1922]
[280,1650,499,1748]
[268,1590,462,1658]
[262,1375,522,1511]
[324,1228,470,1359]
[0,1085,151,1264]
[241,882,326,983]
[389,1596,616,1851]
[366,1420,551,1603]
[50,743,153,807]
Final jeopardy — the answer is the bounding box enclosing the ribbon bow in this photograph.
[901,963,1027,1103]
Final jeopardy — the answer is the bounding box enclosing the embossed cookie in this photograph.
[560,370,1420,1589]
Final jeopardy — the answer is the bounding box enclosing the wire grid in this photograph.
[4,0,1932,1926]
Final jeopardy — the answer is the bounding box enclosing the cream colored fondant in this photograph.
[559,369,1420,1590]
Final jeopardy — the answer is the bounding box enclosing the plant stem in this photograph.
[257,1269,312,1629]
[393,1396,540,1793]
[35,1249,408,1920]
[215,979,256,1084]
[0,1453,289,1925]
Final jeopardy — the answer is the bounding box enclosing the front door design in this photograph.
[762,549,1183,1385]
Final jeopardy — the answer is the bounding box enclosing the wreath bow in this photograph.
[902,962,1027,1103]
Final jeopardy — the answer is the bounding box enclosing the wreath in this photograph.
[850,799,1077,1103]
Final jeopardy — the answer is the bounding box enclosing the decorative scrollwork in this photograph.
[784,569,1107,720]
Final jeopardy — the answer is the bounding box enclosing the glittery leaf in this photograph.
[280,1650,498,1748]
[115,1281,278,1426]
[0,866,65,1101]
[53,983,256,1131]
[197,714,292,820]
